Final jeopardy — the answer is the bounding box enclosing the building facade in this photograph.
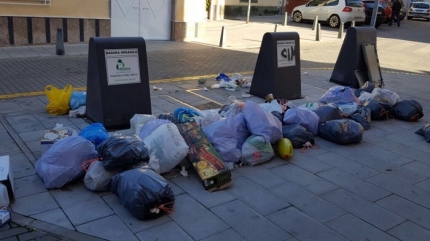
[0,0,211,46]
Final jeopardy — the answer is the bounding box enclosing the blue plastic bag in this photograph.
[215,73,230,82]
[283,108,320,135]
[319,86,357,104]
[69,91,86,110]
[173,107,201,123]
[79,123,109,147]
[138,119,171,140]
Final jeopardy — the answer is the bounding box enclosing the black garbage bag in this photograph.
[351,105,371,130]
[391,100,424,122]
[354,81,375,97]
[365,101,391,120]
[108,167,175,220]
[157,113,178,124]
[282,124,315,148]
[313,105,342,123]
[318,119,364,145]
[415,124,430,142]
[271,111,284,124]
[98,135,150,171]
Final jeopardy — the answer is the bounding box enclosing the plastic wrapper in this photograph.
[318,119,364,145]
[79,123,109,148]
[391,100,423,122]
[351,105,371,130]
[138,119,171,140]
[415,124,430,142]
[203,114,241,163]
[241,135,274,166]
[319,86,358,104]
[108,167,175,220]
[282,124,315,148]
[98,135,150,171]
[143,123,189,173]
[243,100,283,144]
[69,91,86,110]
[313,105,342,123]
[283,108,320,135]
[84,160,120,191]
[35,136,98,189]
[370,88,400,106]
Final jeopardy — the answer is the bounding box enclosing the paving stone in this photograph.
[165,178,185,196]
[14,97,46,113]
[35,235,61,241]
[30,208,74,230]
[0,236,18,241]
[321,188,405,231]
[18,130,47,142]
[171,175,236,208]
[270,182,345,222]
[14,174,47,199]
[235,165,286,189]
[317,168,391,202]
[0,100,22,114]
[0,227,28,239]
[354,156,427,184]
[32,113,75,129]
[25,140,41,153]
[415,179,430,192]
[270,164,338,195]
[288,152,333,174]
[227,177,290,216]
[170,194,229,240]
[135,221,193,241]
[392,145,430,164]
[267,207,348,241]
[76,215,139,241]
[363,134,404,150]
[211,200,290,241]
[313,152,380,179]
[50,184,114,226]
[326,214,399,241]
[8,151,36,179]
[260,156,288,169]
[402,161,430,178]
[388,221,430,241]
[376,194,430,230]
[366,173,430,209]
[18,230,47,241]
[329,143,375,162]
[11,192,58,216]
[103,194,171,233]
[0,139,20,154]
[6,115,45,133]
[200,228,247,241]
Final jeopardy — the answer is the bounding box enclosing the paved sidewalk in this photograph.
[0,16,429,241]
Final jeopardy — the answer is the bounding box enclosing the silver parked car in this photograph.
[407,2,430,21]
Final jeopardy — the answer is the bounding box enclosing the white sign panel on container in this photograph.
[277,40,296,68]
[105,49,141,85]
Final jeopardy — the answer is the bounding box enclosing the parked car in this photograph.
[291,0,365,28]
[407,2,430,21]
[362,0,387,27]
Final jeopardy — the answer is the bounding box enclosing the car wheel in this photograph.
[329,15,340,28]
[293,11,303,23]
[407,16,412,20]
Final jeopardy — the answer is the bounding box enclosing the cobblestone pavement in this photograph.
[0,16,429,241]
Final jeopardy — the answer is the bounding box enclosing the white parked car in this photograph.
[291,0,366,28]
[407,2,430,21]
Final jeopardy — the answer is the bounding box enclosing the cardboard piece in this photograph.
[0,156,14,203]
[177,121,232,192]
[40,128,77,155]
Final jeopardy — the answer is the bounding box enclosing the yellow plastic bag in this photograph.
[45,84,73,115]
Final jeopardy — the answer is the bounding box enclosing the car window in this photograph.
[308,0,326,6]
[413,3,429,8]
[345,0,362,7]
[325,0,339,6]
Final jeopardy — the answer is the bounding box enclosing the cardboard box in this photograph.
[40,128,76,155]
[177,121,232,192]
[0,210,11,227]
[0,156,14,203]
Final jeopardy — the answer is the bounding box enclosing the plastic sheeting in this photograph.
[108,167,175,220]
[36,136,98,189]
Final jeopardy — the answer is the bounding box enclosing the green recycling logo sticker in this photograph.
[116,59,131,71]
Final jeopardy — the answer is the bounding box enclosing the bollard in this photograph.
[312,16,319,30]
[274,24,278,32]
[56,28,65,56]
[219,26,226,48]
[316,23,321,41]
[351,21,355,27]
[338,22,344,39]
[283,13,288,26]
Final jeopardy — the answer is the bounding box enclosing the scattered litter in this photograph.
[198,77,207,84]
[303,72,308,75]
[153,86,163,91]
[180,166,188,177]
[211,84,220,89]
[203,87,209,91]
[242,93,251,98]
[69,106,86,118]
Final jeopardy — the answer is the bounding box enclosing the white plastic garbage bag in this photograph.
[320,86,358,104]
[370,88,400,106]
[36,136,98,189]
[143,123,189,174]
[201,111,222,129]
[338,102,359,117]
[241,135,274,166]
[130,114,156,135]
[84,160,120,192]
